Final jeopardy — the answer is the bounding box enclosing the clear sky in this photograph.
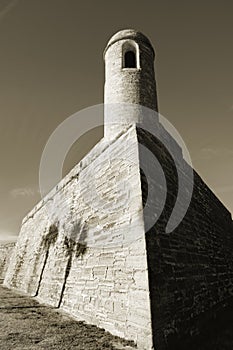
[0,0,232,242]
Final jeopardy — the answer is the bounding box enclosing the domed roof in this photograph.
[104,29,155,57]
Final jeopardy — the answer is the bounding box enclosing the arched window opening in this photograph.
[124,50,136,68]
[122,41,140,69]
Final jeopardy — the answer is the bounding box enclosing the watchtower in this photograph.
[104,29,158,139]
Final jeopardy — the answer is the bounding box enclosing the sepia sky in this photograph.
[0,0,232,241]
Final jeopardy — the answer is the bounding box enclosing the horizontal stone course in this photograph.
[137,127,233,349]
[4,125,153,350]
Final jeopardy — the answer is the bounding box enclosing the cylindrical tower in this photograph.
[104,29,158,139]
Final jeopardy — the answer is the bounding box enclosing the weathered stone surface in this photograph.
[138,127,233,349]
[104,29,158,140]
[0,242,15,279]
[3,29,233,350]
[4,125,153,349]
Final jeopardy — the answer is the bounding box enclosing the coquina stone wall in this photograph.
[0,242,15,279]
[138,127,233,349]
[5,28,233,349]
[4,125,153,350]
[4,121,233,350]
[104,29,158,140]
[5,121,233,350]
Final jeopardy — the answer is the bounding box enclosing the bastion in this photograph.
[4,30,233,349]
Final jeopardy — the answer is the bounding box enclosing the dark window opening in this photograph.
[124,50,136,68]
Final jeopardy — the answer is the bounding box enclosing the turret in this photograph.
[104,29,158,139]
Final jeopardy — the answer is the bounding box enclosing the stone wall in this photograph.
[4,121,233,350]
[0,242,15,280]
[137,127,233,349]
[4,125,153,350]
[104,30,158,140]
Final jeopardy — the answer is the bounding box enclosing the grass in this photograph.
[0,282,136,350]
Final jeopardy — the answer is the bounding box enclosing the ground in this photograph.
[1,280,233,350]
[0,281,136,350]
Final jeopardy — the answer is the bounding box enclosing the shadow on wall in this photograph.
[30,220,87,307]
[34,224,59,297]
[58,221,87,308]
[138,128,233,350]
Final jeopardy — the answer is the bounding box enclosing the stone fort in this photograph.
[2,29,233,350]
